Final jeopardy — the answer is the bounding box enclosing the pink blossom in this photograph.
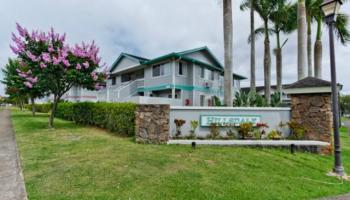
[24,81,33,88]
[26,51,40,62]
[76,63,82,70]
[48,44,55,52]
[40,62,47,69]
[41,53,51,63]
[10,45,20,55]
[62,59,70,67]
[59,33,66,42]
[16,23,28,37]
[19,73,28,78]
[27,76,38,84]
[83,61,89,68]
[52,56,60,65]
[91,72,98,81]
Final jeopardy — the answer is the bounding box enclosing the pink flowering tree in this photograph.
[10,23,107,127]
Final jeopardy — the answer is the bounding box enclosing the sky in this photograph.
[0,0,349,96]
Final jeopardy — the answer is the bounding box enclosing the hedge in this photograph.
[25,103,52,113]
[55,102,137,136]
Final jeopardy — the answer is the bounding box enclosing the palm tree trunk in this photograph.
[307,14,313,77]
[223,0,233,106]
[276,32,282,100]
[314,17,323,79]
[264,20,271,105]
[250,0,256,93]
[297,0,307,80]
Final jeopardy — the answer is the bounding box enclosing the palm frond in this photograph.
[248,26,275,43]
[335,13,350,45]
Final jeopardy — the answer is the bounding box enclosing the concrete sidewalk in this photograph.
[0,109,27,200]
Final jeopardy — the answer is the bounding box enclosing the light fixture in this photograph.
[320,0,343,22]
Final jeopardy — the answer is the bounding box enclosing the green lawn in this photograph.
[12,110,350,200]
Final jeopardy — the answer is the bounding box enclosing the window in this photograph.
[200,95,205,106]
[121,74,131,82]
[152,64,166,77]
[178,62,186,76]
[210,71,215,80]
[136,70,144,79]
[200,67,205,78]
[111,77,116,85]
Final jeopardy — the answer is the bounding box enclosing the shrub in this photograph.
[25,103,51,113]
[189,120,199,139]
[267,130,282,140]
[287,121,306,140]
[174,119,186,137]
[238,122,253,139]
[208,123,220,139]
[56,102,137,136]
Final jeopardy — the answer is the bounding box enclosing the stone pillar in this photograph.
[290,93,332,143]
[135,104,170,144]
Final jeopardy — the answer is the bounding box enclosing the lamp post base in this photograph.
[327,170,349,180]
[333,166,346,176]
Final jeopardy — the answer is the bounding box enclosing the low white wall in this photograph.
[117,96,182,106]
[169,106,291,138]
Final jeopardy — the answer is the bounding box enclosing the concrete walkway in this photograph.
[0,109,27,200]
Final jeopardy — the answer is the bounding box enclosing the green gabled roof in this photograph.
[109,47,247,80]
[177,46,224,68]
[109,53,149,72]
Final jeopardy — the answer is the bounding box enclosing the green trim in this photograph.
[177,46,224,68]
[137,84,224,94]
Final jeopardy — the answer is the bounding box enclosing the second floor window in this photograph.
[111,77,116,85]
[200,67,205,78]
[153,64,166,77]
[121,74,131,82]
[178,62,187,76]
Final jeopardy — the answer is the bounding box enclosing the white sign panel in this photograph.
[200,115,261,127]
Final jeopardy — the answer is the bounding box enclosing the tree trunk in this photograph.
[264,20,271,105]
[19,98,23,111]
[314,17,323,79]
[30,97,35,116]
[297,0,307,80]
[314,40,322,78]
[49,95,59,128]
[307,15,313,77]
[223,0,233,106]
[250,1,256,93]
[276,31,282,103]
[276,48,282,98]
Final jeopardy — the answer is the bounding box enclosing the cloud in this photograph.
[0,0,349,96]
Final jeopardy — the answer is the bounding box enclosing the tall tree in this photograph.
[223,0,233,106]
[297,0,307,80]
[310,3,350,78]
[242,0,278,104]
[270,1,297,97]
[10,23,107,127]
[240,0,256,93]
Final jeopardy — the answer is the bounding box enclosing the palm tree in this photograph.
[242,0,278,104]
[240,0,256,93]
[270,1,297,97]
[307,0,350,78]
[297,0,307,80]
[223,0,233,106]
[247,1,296,101]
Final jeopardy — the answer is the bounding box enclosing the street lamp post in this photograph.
[321,0,345,176]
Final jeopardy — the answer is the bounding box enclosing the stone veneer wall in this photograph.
[135,104,170,144]
[290,93,332,143]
